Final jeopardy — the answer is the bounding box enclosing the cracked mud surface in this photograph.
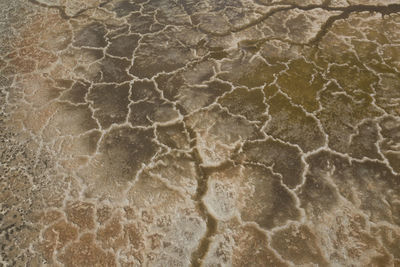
[1,0,400,266]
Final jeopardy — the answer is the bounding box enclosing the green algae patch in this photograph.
[218,87,266,122]
[277,58,325,113]
[327,64,378,95]
[218,57,284,88]
[264,93,325,152]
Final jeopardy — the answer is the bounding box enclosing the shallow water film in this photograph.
[1,0,400,266]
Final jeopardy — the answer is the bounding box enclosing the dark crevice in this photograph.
[308,4,400,45]
[27,0,112,19]
[196,5,294,37]
[198,3,400,46]
[27,0,400,47]
[231,5,294,34]
[27,0,71,19]
[185,125,218,267]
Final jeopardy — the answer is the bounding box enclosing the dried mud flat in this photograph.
[1,0,400,266]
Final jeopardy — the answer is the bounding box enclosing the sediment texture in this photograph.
[1,0,400,266]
